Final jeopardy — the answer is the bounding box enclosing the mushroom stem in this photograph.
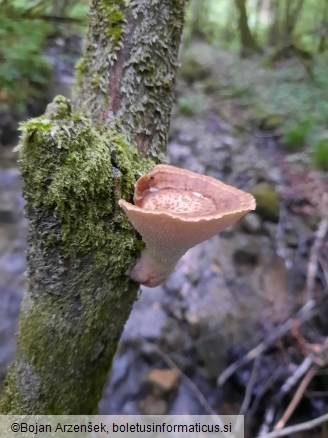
[119,165,256,288]
[128,247,178,288]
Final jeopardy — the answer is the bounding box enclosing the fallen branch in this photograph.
[217,300,316,385]
[143,341,217,416]
[257,412,328,438]
[239,356,261,415]
[143,341,238,438]
[278,355,313,398]
[274,365,317,430]
[306,201,328,299]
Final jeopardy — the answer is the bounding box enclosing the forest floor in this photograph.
[0,42,328,437]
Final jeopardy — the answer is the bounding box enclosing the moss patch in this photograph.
[17,95,156,273]
[101,0,126,42]
[251,183,280,222]
[73,0,127,113]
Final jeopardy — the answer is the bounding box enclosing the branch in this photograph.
[217,300,317,385]
[306,194,328,299]
[274,365,317,430]
[257,412,328,438]
[0,0,186,414]
[22,14,84,23]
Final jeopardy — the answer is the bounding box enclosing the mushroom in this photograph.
[119,164,256,287]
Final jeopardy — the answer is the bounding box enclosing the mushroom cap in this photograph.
[119,165,256,262]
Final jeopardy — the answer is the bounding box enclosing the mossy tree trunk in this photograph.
[283,0,305,45]
[0,0,185,414]
[234,0,259,56]
[268,0,281,47]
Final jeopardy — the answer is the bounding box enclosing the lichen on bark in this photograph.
[76,0,185,157]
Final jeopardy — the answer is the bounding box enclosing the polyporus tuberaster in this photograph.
[119,164,256,287]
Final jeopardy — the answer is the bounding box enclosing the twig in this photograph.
[274,365,317,430]
[145,341,238,438]
[306,212,328,299]
[257,412,328,438]
[24,14,83,23]
[256,356,314,435]
[218,300,316,385]
[278,355,313,397]
[5,11,83,23]
[141,340,217,416]
[258,406,276,436]
[249,366,285,418]
[239,355,261,415]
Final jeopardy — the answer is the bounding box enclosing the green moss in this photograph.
[74,0,185,157]
[2,95,157,413]
[251,183,280,222]
[17,95,156,275]
[282,119,312,151]
[179,57,210,84]
[101,0,126,42]
[313,138,328,170]
[74,58,85,90]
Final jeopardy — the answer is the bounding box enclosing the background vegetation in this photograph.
[1,0,328,168]
[0,1,327,435]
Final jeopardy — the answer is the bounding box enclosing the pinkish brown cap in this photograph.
[119,164,256,287]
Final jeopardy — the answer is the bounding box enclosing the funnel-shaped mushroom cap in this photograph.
[119,164,256,287]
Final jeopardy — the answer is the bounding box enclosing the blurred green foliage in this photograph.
[177,94,206,116]
[0,0,88,116]
[1,0,328,172]
[283,120,313,150]
[0,10,51,114]
[313,138,328,170]
[184,0,328,54]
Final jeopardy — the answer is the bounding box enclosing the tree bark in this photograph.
[318,0,328,52]
[283,0,305,44]
[234,0,259,56]
[268,0,281,47]
[0,0,185,414]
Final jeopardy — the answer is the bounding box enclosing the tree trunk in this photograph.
[268,0,281,46]
[234,0,259,56]
[0,0,185,414]
[318,0,328,52]
[254,0,264,40]
[283,0,305,44]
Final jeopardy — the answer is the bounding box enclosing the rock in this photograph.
[122,300,167,341]
[241,212,262,233]
[161,318,192,352]
[202,78,220,94]
[233,247,258,270]
[100,346,150,414]
[168,143,191,164]
[177,132,195,145]
[146,368,179,394]
[164,269,186,293]
[195,316,234,379]
[263,222,278,238]
[251,183,280,222]
[179,57,210,84]
[168,382,209,414]
[138,395,168,415]
[260,113,285,131]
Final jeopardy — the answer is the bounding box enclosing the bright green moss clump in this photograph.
[101,0,126,42]
[17,95,156,274]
